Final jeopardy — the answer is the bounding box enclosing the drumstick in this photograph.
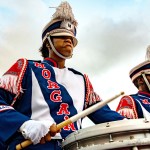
[57,91,124,129]
[16,91,124,150]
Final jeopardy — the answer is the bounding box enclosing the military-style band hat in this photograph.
[129,46,150,82]
[42,1,78,47]
[129,60,150,82]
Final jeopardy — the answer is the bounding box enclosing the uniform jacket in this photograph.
[116,91,150,119]
[0,58,124,148]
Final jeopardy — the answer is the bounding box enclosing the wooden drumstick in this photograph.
[16,91,124,150]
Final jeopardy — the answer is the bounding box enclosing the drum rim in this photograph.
[76,138,150,150]
[62,118,150,147]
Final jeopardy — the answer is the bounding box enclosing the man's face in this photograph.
[52,36,74,58]
[136,75,150,91]
[136,76,145,87]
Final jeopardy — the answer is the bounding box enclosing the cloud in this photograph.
[68,4,150,76]
[0,0,52,75]
[1,0,150,75]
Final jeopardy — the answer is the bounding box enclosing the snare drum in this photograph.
[62,119,150,150]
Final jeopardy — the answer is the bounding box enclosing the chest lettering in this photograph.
[35,63,76,131]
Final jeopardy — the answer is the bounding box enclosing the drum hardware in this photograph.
[62,119,150,150]
[107,123,114,142]
[74,131,79,149]
[132,146,138,150]
[106,122,110,127]
[109,134,113,142]
[144,117,150,123]
[130,135,134,140]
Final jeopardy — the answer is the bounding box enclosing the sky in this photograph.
[0,0,150,127]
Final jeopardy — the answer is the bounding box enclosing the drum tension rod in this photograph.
[74,131,79,149]
[106,123,114,142]
[109,134,114,142]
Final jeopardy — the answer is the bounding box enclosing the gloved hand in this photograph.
[20,120,52,144]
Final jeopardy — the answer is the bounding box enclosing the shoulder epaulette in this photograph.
[116,95,138,119]
[0,58,28,105]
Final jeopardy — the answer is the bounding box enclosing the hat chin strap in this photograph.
[47,36,72,60]
[141,73,150,91]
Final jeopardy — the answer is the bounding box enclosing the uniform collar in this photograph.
[43,58,58,68]
[138,91,150,97]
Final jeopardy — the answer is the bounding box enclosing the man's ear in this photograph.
[46,42,51,49]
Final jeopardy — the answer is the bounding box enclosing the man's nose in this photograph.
[65,37,73,44]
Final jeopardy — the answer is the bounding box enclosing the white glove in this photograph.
[20,120,51,145]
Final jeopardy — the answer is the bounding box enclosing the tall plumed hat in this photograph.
[129,45,150,83]
[42,1,78,47]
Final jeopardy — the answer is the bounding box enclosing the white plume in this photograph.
[52,1,78,26]
[145,45,150,60]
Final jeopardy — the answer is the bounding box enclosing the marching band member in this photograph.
[117,46,150,120]
[0,1,124,149]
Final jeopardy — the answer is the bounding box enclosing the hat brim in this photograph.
[131,70,150,82]
[51,32,78,47]
[129,60,150,82]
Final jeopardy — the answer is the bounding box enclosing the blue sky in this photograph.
[1,0,150,127]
